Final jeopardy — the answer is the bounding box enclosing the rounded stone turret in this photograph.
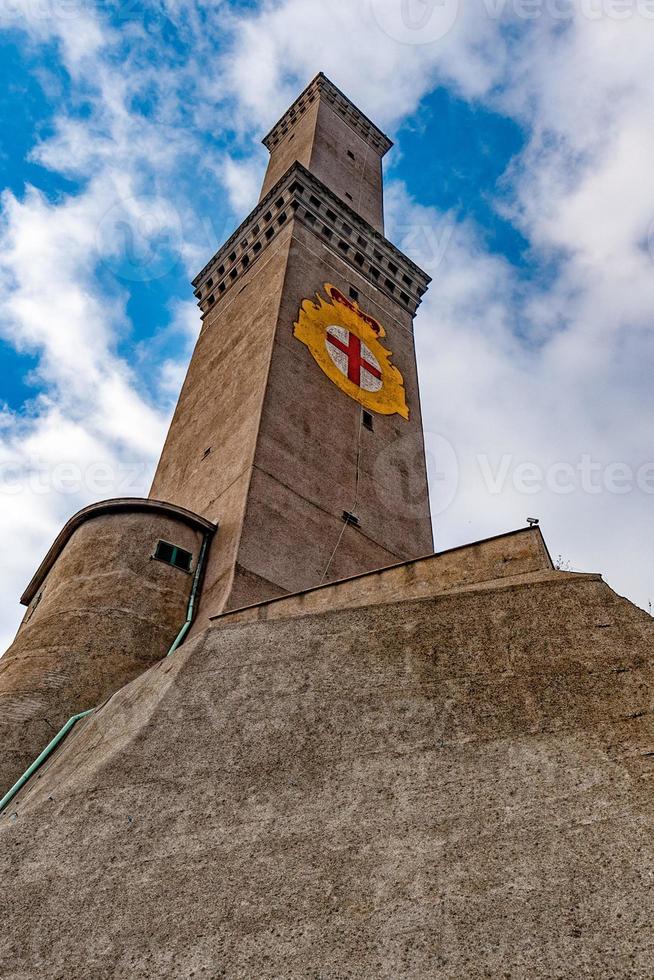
[0,498,215,795]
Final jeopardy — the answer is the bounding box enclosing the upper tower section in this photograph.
[259,73,392,234]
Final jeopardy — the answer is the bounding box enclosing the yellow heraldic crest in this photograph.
[293,283,409,419]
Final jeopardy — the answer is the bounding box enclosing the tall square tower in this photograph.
[150,74,433,623]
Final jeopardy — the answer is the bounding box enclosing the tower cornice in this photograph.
[192,162,430,319]
[262,73,393,158]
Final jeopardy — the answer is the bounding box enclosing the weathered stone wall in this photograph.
[259,97,320,202]
[0,501,210,796]
[149,222,294,625]
[2,571,653,978]
[229,216,433,608]
[220,525,552,625]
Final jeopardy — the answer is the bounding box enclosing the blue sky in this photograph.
[1,0,653,647]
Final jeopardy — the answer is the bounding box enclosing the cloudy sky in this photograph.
[1,0,653,650]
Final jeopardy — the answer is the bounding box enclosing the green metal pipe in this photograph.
[0,709,93,816]
[166,530,210,656]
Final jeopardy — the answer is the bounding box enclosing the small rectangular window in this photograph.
[362,411,374,431]
[349,287,359,301]
[347,150,356,160]
[154,540,193,572]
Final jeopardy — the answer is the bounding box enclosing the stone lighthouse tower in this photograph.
[0,74,433,793]
[150,72,433,623]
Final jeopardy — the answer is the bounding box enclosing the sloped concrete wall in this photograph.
[1,573,653,978]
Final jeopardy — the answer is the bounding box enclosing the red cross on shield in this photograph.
[325,325,383,392]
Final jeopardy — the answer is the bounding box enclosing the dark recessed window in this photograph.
[154,540,193,572]
[206,277,213,289]
[342,511,360,527]
[349,287,359,301]
[326,209,337,221]
[345,192,353,201]
[362,411,374,431]
[347,150,356,160]
[309,195,321,209]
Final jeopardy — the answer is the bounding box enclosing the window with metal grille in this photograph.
[154,540,193,572]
